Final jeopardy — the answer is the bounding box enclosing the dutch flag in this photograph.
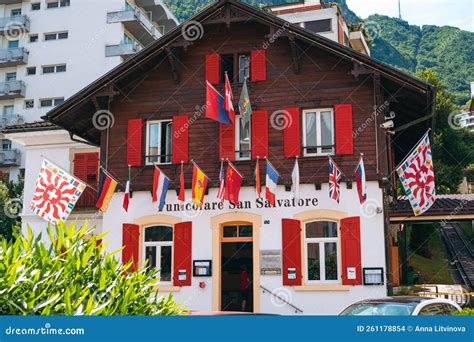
[153,166,171,211]
[265,160,279,206]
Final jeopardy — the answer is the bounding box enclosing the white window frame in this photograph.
[302,108,335,157]
[31,3,41,11]
[145,119,172,166]
[142,225,173,284]
[304,220,341,284]
[44,31,68,41]
[39,97,64,108]
[238,54,251,83]
[42,64,67,74]
[46,0,70,9]
[235,115,251,161]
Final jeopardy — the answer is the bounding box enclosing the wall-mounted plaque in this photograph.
[260,250,282,275]
[193,260,212,277]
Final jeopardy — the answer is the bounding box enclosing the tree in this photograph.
[416,69,474,194]
[0,223,185,315]
[0,176,23,241]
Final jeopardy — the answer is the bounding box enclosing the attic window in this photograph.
[221,54,234,83]
[305,19,332,33]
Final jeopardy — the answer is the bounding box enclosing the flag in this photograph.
[225,162,243,205]
[31,159,86,224]
[178,163,185,202]
[255,159,261,198]
[216,160,225,202]
[152,166,171,211]
[224,73,235,125]
[396,131,436,216]
[291,158,300,199]
[96,169,118,212]
[238,78,252,123]
[354,155,367,204]
[192,162,209,207]
[123,167,131,212]
[206,81,232,124]
[265,159,279,206]
[329,157,342,203]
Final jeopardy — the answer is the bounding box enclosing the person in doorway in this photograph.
[240,263,250,312]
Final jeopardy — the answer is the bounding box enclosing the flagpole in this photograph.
[100,166,120,184]
[395,128,431,170]
[352,153,364,175]
[226,159,244,178]
[191,159,210,181]
[265,156,280,176]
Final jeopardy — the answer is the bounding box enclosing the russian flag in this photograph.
[265,160,279,206]
[152,166,171,211]
[354,156,367,204]
[206,81,232,125]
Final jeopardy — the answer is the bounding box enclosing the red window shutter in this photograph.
[219,123,235,161]
[74,152,99,207]
[282,218,302,286]
[206,54,220,85]
[283,107,301,158]
[251,50,267,81]
[251,110,268,159]
[172,115,189,164]
[173,221,192,286]
[126,118,143,166]
[335,104,354,155]
[340,216,362,285]
[122,224,140,272]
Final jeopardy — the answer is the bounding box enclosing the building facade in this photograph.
[0,0,177,180]
[11,0,435,314]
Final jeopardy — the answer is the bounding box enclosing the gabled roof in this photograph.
[44,0,435,145]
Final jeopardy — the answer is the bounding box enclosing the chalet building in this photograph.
[12,0,436,314]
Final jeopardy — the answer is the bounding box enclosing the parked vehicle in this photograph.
[339,297,461,316]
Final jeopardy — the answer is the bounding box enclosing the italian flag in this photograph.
[123,166,131,212]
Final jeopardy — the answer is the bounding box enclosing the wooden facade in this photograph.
[46,0,435,193]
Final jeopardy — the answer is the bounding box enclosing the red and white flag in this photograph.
[178,162,185,202]
[123,166,131,212]
[224,73,235,125]
[396,132,436,216]
[255,159,261,198]
[31,159,86,224]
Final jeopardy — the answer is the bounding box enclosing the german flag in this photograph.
[96,169,118,212]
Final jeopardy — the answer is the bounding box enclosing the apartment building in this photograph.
[0,0,178,180]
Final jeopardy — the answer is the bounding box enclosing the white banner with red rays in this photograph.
[31,159,87,224]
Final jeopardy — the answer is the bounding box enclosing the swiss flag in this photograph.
[224,73,235,125]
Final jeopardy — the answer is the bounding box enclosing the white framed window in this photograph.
[143,225,173,283]
[302,108,334,156]
[46,0,70,9]
[235,116,251,160]
[8,40,19,49]
[238,54,250,83]
[5,72,16,81]
[29,34,39,43]
[40,97,64,108]
[44,31,68,41]
[42,64,66,74]
[11,9,22,17]
[304,221,340,284]
[31,3,41,11]
[26,67,36,76]
[146,119,172,165]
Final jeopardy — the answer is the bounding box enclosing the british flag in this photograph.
[329,157,342,203]
[396,132,436,216]
[31,159,86,224]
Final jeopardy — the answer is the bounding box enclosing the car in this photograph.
[339,296,462,316]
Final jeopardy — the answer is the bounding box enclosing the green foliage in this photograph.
[454,308,474,316]
[417,69,474,194]
[0,176,24,241]
[0,223,185,315]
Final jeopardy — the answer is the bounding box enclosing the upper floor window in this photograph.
[26,67,37,75]
[305,19,332,33]
[123,33,134,45]
[5,72,16,82]
[44,31,68,41]
[305,221,339,283]
[8,40,19,49]
[143,225,173,283]
[47,0,70,9]
[235,116,251,160]
[29,34,39,43]
[302,108,334,156]
[31,3,41,11]
[238,54,250,83]
[40,97,64,108]
[220,53,251,83]
[42,64,66,74]
[11,9,22,17]
[146,120,172,165]
[2,139,12,150]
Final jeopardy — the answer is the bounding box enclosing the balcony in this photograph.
[0,80,26,99]
[0,0,22,4]
[0,47,28,67]
[0,149,21,167]
[349,31,371,56]
[0,15,30,35]
[107,8,162,46]
[105,42,142,58]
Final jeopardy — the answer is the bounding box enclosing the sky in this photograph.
[346,0,473,32]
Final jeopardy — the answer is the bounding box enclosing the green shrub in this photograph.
[454,308,474,316]
[0,223,186,315]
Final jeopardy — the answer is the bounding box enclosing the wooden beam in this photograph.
[351,62,374,78]
[165,47,180,84]
[289,36,301,74]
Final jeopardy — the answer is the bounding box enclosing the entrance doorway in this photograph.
[220,223,253,312]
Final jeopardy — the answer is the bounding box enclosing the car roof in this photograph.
[352,296,441,304]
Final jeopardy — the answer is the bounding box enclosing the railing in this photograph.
[412,285,472,308]
[107,6,162,40]
[0,47,28,65]
[260,285,303,313]
[0,15,30,32]
[0,149,21,167]
[0,80,26,98]
[105,42,141,57]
